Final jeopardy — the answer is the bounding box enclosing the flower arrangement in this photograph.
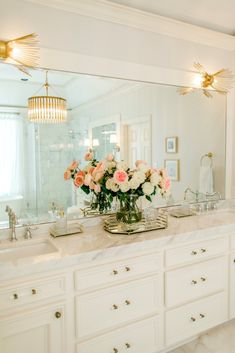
[64,153,170,218]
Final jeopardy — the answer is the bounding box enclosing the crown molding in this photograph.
[26,0,235,51]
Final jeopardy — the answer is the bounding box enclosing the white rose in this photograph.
[133,171,146,184]
[142,182,154,196]
[129,178,140,190]
[119,181,130,192]
[110,180,119,192]
[150,172,161,186]
[116,161,128,171]
[106,178,112,190]
[138,163,149,173]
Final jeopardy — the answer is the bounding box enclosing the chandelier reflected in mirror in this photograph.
[28,71,67,124]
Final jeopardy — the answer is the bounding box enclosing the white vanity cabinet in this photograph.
[0,273,69,353]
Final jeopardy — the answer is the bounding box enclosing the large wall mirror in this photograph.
[0,62,226,227]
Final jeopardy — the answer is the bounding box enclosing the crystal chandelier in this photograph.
[28,71,67,123]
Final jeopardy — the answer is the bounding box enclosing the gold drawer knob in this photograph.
[112,304,118,310]
[125,266,131,272]
[201,277,206,282]
[13,293,18,300]
[112,270,118,275]
[190,317,196,322]
[201,248,207,253]
[191,250,197,255]
[125,300,131,305]
[191,280,197,285]
[55,311,62,319]
[200,313,205,318]
[113,349,118,353]
[125,343,131,349]
[32,289,37,295]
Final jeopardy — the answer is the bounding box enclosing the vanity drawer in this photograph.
[0,275,66,311]
[76,275,162,339]
[166,291,227,346]
[74,253,161,292]
[165,237,228,267]
[165,256,227,307]
[77,316,163,353]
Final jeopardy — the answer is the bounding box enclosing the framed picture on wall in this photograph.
[165,136,178,153]
[164,159,180,181]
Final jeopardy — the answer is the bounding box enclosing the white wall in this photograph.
[1,0,235,198]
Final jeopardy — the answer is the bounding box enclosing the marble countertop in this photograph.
[1,207,235,281]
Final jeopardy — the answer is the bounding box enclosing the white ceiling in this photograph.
[107,0,235,35]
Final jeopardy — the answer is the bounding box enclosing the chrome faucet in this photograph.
[5,205,18,241]
[184,187,200,202]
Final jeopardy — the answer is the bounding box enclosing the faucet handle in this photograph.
[23,224,38,239]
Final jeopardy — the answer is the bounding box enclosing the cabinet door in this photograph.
[230,253,235,319]
[0,306,65,353]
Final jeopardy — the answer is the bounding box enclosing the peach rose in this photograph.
[165,178,171,190]
[89,181,95,190]
[84,152,93,161]
[68,160,79,170]
[74,171,84,187]
[84,173,92,186]
[94,184,101,193]
[87,166,95,174]
[113,170,128,184]
[106,153,114,161]
[64,170,71,180]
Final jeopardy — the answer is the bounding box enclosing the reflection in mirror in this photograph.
[0,62,226,227]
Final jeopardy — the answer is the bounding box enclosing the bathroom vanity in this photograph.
[0,207,235,353]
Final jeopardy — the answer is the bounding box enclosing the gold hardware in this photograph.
[125,300,131,305]
[125,266,131,272]
[201,277,206,282]
[32,289,37,295]
[191,280,197,285]
[125,343,131,349]
[113,349,118,353]
[113,270,118,275]
[190,317,196,322]
[113,304,118,310]
[13,293,18,300]
[191,250,197,255]
[201,248,207,253]
[200,313,205,318]
[55,311,61,319]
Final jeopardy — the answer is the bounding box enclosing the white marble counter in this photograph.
[1,208,235,281]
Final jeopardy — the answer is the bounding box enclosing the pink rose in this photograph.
[68,160,79,170]
[106,153,114,161]
[165,178,171,190]
[84,173,92,186]
[135,160,147,168]
[94,184,101,193]
[113,170,128,184]
[85,152,93,161]
[64,170,71,180]
[74,171,84,187]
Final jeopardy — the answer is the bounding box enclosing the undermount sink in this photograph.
[0,239,59,263]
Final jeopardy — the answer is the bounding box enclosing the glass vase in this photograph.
[90,192,111,214]
[116,194,142,224]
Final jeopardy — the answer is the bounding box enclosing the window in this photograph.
[0,113,24,200]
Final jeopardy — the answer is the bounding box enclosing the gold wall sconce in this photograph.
[178,62,234,98]
[0,33,39,74]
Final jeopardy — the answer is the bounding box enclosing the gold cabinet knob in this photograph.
[113,348,118,353]
[125,343,131,349]
[191,280,197,285]
[201,277,206,282]
[112,304,118,310]
[200,313,205,318]
[190,317,196,322]
[191,250,197,255]
[55,311,62,319]
[125,266,131,272]
[112,270,118,275]
[125,299,131,305]
[32,289,37,295]
[13,293,18,300]
[201,248,207,253]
